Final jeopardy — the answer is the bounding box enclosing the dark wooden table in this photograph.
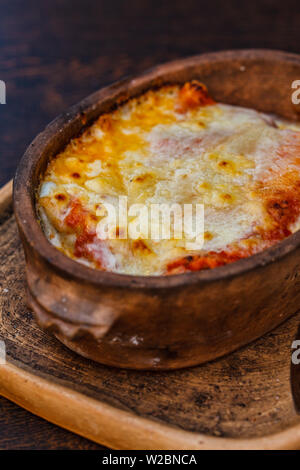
[0,0,300,450]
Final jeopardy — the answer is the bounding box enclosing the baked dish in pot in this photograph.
[14,50,300,369]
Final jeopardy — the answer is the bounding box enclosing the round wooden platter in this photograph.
[1,181,300,450]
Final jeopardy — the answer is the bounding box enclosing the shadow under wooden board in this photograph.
[1,180,300,450]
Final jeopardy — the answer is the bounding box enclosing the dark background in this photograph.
[0,0,300,450]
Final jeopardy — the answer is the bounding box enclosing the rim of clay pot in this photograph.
[13,49,300,289]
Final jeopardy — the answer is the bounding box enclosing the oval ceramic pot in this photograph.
[14,50,300,369]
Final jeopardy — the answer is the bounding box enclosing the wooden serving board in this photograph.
[1,180,300,450]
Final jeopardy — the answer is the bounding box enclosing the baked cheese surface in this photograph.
[37,82,300,275]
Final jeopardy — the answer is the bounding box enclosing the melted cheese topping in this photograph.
[37,82,300,275]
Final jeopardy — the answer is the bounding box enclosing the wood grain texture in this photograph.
[1,184,300,449]
[1,0,300,450]
[0,396,104,450]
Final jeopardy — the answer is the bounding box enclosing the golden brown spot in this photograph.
[133,173,153,183]
[132,239,152,254]
[199,182,211,190]
[55,193,66,201]
[217,160,236,173]
[134,175,147,183]
[221,193,233,202]
[204,231,213,241]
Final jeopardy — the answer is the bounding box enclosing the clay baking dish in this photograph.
[14,50,300,370]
